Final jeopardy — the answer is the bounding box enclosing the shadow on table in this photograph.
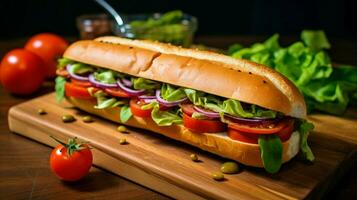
[61,169,119,192]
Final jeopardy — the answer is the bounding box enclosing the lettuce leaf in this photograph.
[228,30,356,115]
[191,112,209,119]
[90,89,132,122]
[129,10,188,46]
[251,105,277,118]
[92,90,126,109]
[145,101,182,126]
[140,101,157,110]
[120,105,132,123]
[55,76,66,102]
[301,30,331,52]
[295,51,332,86]
[132,77,161,90]
[130,10,183,29]
[57,58,74,69]
[331,65,357,103]
[300,65,357,114]
[161,84,187,101]
[184,88,223,112]
[184,88,276,118]
[93,70,119,84]
[227,43,243,55]
[231,34,278,67]
[69,63,94,75]
[222,99,254,118]
[302,81,348,114]
[258,135,283,174]
[298,120,315,161]
[94,98,116,109]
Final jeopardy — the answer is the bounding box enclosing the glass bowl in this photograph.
[76,14,113,40]
[112,13,198,47]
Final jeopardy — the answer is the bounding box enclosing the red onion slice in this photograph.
[142,98,157,104]
[88,74,118,88]
[66,64,89,81]
[193,106,220,119]
[155,90,188,107]
[122,78,133,87]
[224,114,279,125]
[138,95,156,100]
[138,95,156,104]
[117,79,146,96]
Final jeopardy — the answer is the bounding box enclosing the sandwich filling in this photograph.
[55,57,314,173]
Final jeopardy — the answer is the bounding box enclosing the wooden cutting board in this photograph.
[8,93,357,200]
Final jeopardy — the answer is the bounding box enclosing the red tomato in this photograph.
[228,119,295,144]
[228,128,259,144]
[25,33,68,78]
[275,119,294,141]
[105,88,131,98]
[65,82,94,99]
[183,113,227,133]
[71,79,92,87]
[0,49,45,95]
[181,103,196,116]
[50,142,93,181]
[228,119,287,134]
[130,99,152,118]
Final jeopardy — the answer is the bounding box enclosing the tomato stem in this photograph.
[50,135,90,156]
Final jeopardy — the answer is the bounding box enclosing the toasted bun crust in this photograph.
[67,97,300,168]
[63,37,306,118]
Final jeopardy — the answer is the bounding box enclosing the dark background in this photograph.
[0,0,356,39]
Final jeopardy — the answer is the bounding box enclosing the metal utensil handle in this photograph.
[94,0,126,33]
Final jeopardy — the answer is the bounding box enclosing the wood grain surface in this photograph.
[8,93,357,200]
[0,85,170,200]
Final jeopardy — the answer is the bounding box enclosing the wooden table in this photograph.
[0,36,356,199]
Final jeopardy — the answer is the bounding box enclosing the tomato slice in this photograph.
[181,103,196,116]
[130,99,152,118]
[228,128,259,144]
[228,119,287,134]
[183,113,227,133]
[276,119,294,142]
[104,88,131,98]
[228,119,295,144]
[181,104,227,133]
[65,82,94,99]
[71,79,92,87]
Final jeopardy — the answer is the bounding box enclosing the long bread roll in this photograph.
[62,37,306,167]
[64,37,306,119]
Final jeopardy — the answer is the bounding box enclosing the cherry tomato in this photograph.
[0,49,45,95]
[182,113,227,133]
[228,119,288,134]
[71,79,93,87]
[25,33,68,78]
[65,82,95,99]
[104,88,131,98]
[50,138,93,181]
[130,99,152,118]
